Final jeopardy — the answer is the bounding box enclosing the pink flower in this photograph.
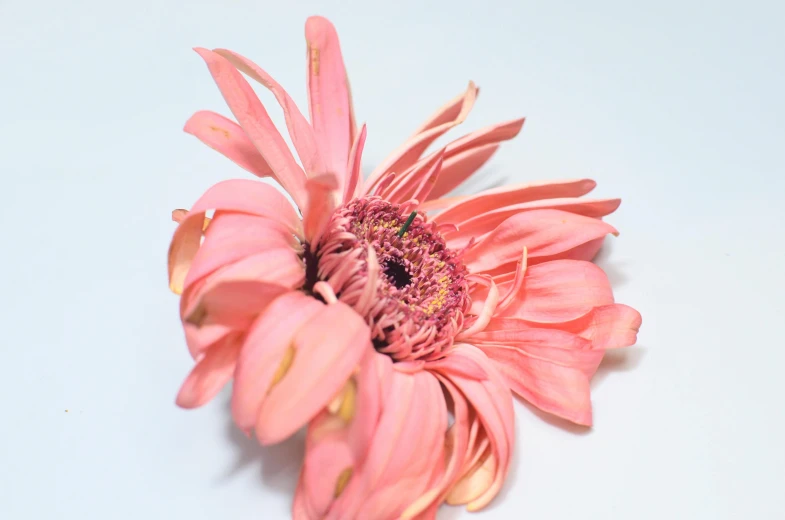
[167,15,641,519]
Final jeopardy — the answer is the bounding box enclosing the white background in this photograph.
[2,0,784,518]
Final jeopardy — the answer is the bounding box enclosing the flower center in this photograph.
[306,197,470,362]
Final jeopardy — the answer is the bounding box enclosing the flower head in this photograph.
[168,15,641,519]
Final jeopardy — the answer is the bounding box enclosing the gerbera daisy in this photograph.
[167,15,641,519]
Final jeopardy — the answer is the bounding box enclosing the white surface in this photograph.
[2,0,784,518]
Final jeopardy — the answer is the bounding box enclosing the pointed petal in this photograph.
[499,260,614,323]
[183,110,274,178]
[167,179,302,295]
[381,148,445,204]
[366,82,478,191]
[255,302,370,444]
[343,123,367,202]
[213,48,326,177]
[306,16,354,184]
[443,118,524,158]
[462,209,618,274]
[427,143,499,200]
[434,178,597,225]
[175,333,242,408]
[194,48,308,207]
[443,198,621,250]
[408,84,480,138]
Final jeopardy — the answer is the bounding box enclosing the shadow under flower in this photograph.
[217,394,305,495]
[593,239,630,288]
[592,347,646,390]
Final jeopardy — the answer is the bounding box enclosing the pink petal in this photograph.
[477,338,605,379]
[458,280,499,338]
[434,178,597,225]
[336,369,448,519]
[381,148,445,204]
[231,292,324,431]
[294,351,393,519]
[473,327,591,352]
[343,123,367,202]
[461,209,618,274]
[183,111,274,178]
[400,377,472,518]
[408,84,480,137]
[294,414,355,519]
[213,48,326,177]
[365,82,478,192]
[427,143,500,200]
[180,247,304,321]
[183,280,292,329]
[413,118,523,202]
[489,345,595,426]
[442,118,524,158]
[430,345,514,511]
[306,16,354,186]
[530,236,606,265]
[167,179,302,295]
[194,48,308,207]
[499,260,614,323]
[520,303,642,349]
[175,333,242,408]
[303,174,340,245]
[182,322,233,359]
[443,198,621,250]
[182,212,299,291]
[255,302,370,444]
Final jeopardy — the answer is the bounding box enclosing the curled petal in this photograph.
[182,212,300,291]
[232,292,324,432]
[167,179,302,295]
[429,345,514,512]
[255,302,370,444]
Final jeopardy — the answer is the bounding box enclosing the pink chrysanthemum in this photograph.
[167,16,641,519]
